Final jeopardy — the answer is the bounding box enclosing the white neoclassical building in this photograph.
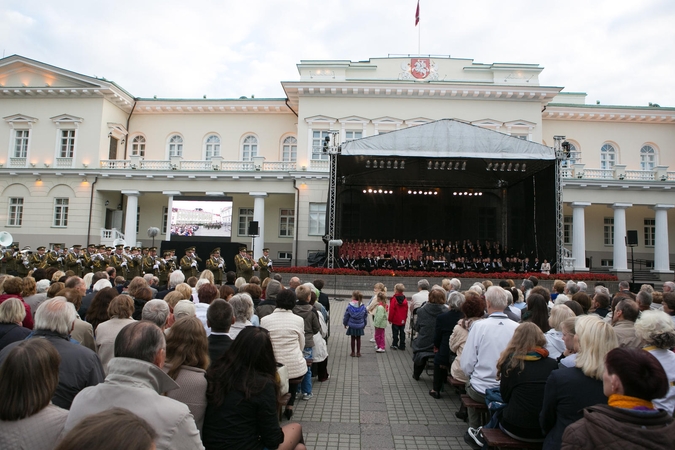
[0,54,673,279]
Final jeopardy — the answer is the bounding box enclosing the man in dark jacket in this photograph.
[293,285,321,400]
[206,299,234,365]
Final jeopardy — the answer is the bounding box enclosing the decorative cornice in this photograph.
[133,99,291,115]
[544,104,675,123]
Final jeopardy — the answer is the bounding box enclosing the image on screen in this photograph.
[171,200,233,237]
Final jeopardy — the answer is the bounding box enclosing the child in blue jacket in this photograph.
[343,290,368,357]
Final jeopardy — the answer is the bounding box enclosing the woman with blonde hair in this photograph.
[175,283,193,301]
[163,315,209,431]
[540,315,618,450]
[545,304,575,360]
[199,269,215,285]
[634,310,675,415]
[0,298,31,351]
[0,339,68,450]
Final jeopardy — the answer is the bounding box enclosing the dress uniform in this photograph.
[180,247,199,278]
[257,248,272,282]
[205,248,225,285]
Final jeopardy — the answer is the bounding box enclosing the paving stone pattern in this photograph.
[292,298,474,450]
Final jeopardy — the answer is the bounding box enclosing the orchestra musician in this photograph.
[65,245,85,277]
[234,246,257,282]
[29,246,48,270]
[126,247,143,281]
[180,246,200,278]
[257,248,272,282]
[45,244,64,271]
[110,244,129,279]
[205,247,225,285]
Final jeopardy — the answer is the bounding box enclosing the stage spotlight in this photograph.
[379,160,385,169]
[368,188,373,193]
[453,192,457,196]
[441,162,446,169]
[478,192,483,196]
[434,191,438,195]
[400,161,405,169]
[393,161,398,169]
[521,163,527,172]
[501,163,506,171]
[507,163,512,171]
[458,192,463,196]
[455,162,460,170]
[378,189,382,193]
[363,190,366,193]
[387,161,391,168]
[514,163,520,171]
[486,163,492,171]
[413,191,417,194]
[464,191,468,195]
[366,160,371,168]
[408,190,412,194]
[427,161,432,169]
[461,162,466,170]
[389,190,393,194]
[434,162,439,169]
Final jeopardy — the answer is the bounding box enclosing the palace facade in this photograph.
[0,55,673,278]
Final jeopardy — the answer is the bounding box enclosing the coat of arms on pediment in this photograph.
[399,58,438,81]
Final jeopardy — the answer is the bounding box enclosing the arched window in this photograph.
[168,135,183,157]
[242,135,258,161]
[282,136,297,162]
[205,135,221,159]
[131,135,146,157]
[640,145,657,171]
[600,143,616,170]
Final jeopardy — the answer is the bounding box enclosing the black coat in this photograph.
[0,323,31,352]
[433,309,463,366]
[208,334,233,365]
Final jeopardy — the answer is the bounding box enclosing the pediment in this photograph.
[472,119,503,127]
[0,55,103,89]
[4,113,39,123]
[305,115,337,124]
[51,114,84,123]
[503,119,537,128]
[372,116,403,124]
[338,115,369,123]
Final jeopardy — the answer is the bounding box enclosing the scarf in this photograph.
[608,394,654,411]
[516,347,549,361]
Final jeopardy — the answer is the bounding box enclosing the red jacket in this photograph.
[0,294,33,330]
[388,294,408,325]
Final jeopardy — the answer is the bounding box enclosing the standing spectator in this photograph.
[313,279,330,313]
[343,291,367,358]
[0,297,31,351]
[207,299,234,364]
[460,287,519,430]
[612,299,642,348]
[95,295,136,374]
[0,339,68,450]
[429,291,464,399]
[408,279,430,335]
[412,289,449,380]
[366,283,387,343]
[540,315,617,450]
[0,297,105,409]
[64,321,204,450]
[372,292,388,353]
[293,285,321,401]
[388,283,408,350]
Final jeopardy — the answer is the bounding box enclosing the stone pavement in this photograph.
[291,298,474,450]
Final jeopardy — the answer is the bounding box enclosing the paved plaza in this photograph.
[292,298,473,450]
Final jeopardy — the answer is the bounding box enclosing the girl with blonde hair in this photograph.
[366,283,387,343]
[545,304,575,360]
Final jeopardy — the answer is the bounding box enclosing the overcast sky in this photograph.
[2,0,673,107]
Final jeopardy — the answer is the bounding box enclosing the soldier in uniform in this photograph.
[46,244,65,271]
[180,246,199,278]
[126,247,142,281]
[91,245,108,273]
[81,244,96,275]
[16,247,31,277]
[257,248,272,282]
[157,250,172,289]
[205,248,225,285]
[29,246,48,270]
[1,244,18,275]
[110,244,129,279]
[65,245,85,277]
[142,247,161,279]
[234,246,256,282]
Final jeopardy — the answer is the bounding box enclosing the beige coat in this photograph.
[0,403,68,450]
[95,317,136,374]
[449,318,478,383]
[612,320,642,349]
[163,364,207,432]
[71,318,95,352]
[260,309,307,379]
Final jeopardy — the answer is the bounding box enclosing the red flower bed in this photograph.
[274,267,618,281]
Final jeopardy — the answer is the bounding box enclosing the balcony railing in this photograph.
[582,168,614,179]
[98,159,318,172]
[624,170,654,181]
[9,157,27,168]
[55,157,73,168]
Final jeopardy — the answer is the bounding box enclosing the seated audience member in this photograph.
[545,304,575,360]
[64,321,204,450]
[0,297,104,409]
[78,272,109,317]
[242,283,262,308]
[156,270,185,299]
[85,286,119,332]
[22,277,47,319]
[58,288,96,351]
[55,408,156,450]
[449,291,485,384]
[429,291,464,399]
[634,310,675,415]
[174,300,197,320]
[0,276,33,329]
[460,287,519,430]
[164,316,209,432]
[95,295,136,374]
[142,299,170,330]
[0,297,32,351]
[203,327,306,450]
[256,279,281,319]
[564,299,584,316]
[218,284,235,301]
[128,284,153,320]
[467,323,558,448]
[562,347,675,449]
[636,289,653,312]
[591,292,611,318]
[558,317,578,368]
[572,291,592,314]
[195,283,220,336]
[0,339,68,450]
[551,280,565,302]
[612,298,642,348]
[229,293,258,339]
[207,299,234,364]
[175,283,194,301]
[662,292,675,325]
[540,315,617,450]
[412,288,449,381]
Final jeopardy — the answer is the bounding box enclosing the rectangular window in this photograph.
[345,130,362,141]
[162,207,168,234]
[644,218,655,247]
[279,208,295,237]
[238,208,254,236]
[564,215,573,245]
[278,252,292,260]
[311,130,330,161]
[601,259,614,267]
[603,217,614,245]
[53,198,69,227]
[14,130,29,158]
[8,198,23,226]
[308,203,326,236]
[60,130,76,158]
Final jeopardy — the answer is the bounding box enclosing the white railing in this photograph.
[668,172,675,181]
[264,161,297,171]
[180,160,213,170]
[582,168,614,179]
[100,160,130,169]
[624,170,654,181]
[140,160,171,170]
[55,157,73,168]
[220,161,255,171]
[100,228,125,243]
[562,247,575,273]
[9,157,27,167]
[561,168,573,178]
[310,159,330,171]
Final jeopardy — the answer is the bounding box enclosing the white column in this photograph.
[250,192,268,260]
[571,202,591,271]
[652,204,674,273]
[611,203,632,272]
[122,190,140,246]
[162,191,182,242]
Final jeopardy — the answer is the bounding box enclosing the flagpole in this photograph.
[418,19,421,55]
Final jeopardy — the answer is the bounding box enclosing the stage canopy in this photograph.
[334,119,558,260]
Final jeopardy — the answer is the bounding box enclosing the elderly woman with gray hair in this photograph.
[429,291,465,398]
[229,293,257,339]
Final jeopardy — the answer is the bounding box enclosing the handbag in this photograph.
[276,363,289,396]
[484,386,506,414]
